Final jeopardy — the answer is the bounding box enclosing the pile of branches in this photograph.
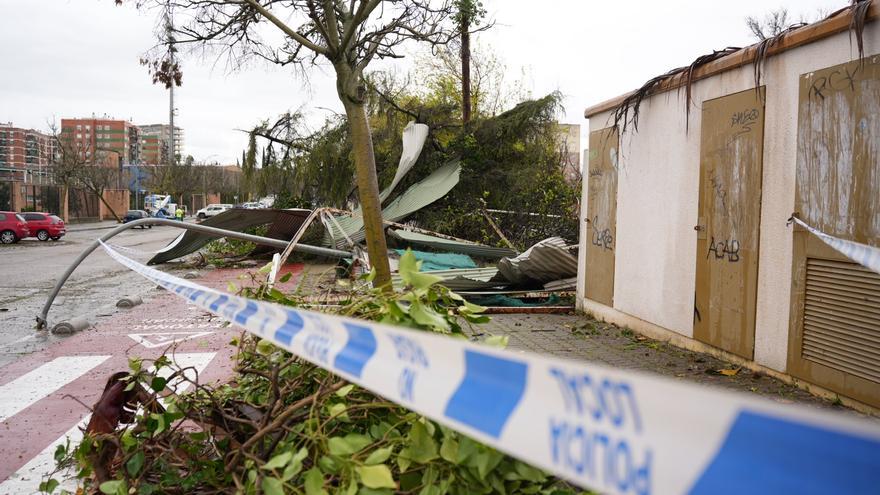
[46,255,586,494]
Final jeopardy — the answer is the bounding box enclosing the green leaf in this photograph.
[462,301,488,314]
[397,450,412,472]
[38,478,59,493]
[53,442,67,463]
[398,250,443,290]
[397,249,419,278]
[407,422,438,464]
[137,483,157,495]
[335,384,355,397]
[356,464,396,489]
[304,467,327,495]
[227,281,238,293]
[409,301,450,331]
[472,449,504,478]
[258,261,273,274]
[99,479,127,495]
[128,358,142,373]
[344,482,359,495]
[513,461,547,482]
[328,402,351,422]
[281,447,307,481]
[279,272,293,283]
[482,335,509,348]
[263,450,293,470]
[439,436,458,464]
[150,376,167,392]
[456,436,479,464]
[363,446,392,465]
[262,476,284,495]
[126,451,145,477]
[256,339,275,356]
[328,433,372,456]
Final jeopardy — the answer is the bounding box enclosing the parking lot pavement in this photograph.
[475,313,873,418]
[0,225,185,367]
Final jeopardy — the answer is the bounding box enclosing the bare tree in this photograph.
[745,6,829,41]
[121,0,463,289]
[746,8,791,40]
[49,122,123,222]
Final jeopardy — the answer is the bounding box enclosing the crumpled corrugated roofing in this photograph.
[148,208,311,265]
[324,161,462,248]
[495,237,578,285]
[388,228,517,260]
[392,267,503,291]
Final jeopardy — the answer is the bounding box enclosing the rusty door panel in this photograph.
[788,55,880,408]
[694,88,765,359]
[585,127,619,306]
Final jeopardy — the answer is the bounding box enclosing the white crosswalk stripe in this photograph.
[0,356,111,422]
[0,353,216,495]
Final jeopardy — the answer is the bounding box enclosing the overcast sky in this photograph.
[0,0,846,164]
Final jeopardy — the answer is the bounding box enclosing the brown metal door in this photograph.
[585,127,619,306]
[694,88,765,359]
[787,56,880,408]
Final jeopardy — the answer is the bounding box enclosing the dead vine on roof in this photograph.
[611,0,874,136]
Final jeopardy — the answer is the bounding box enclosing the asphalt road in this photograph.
[0,223,183,367]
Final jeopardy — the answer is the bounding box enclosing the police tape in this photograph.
[792,217,880,276]
[98,241,880,495]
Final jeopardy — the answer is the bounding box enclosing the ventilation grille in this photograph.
[802,258,880,383]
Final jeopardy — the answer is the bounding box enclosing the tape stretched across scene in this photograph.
[98,241,880,495]
[792,217,880,276]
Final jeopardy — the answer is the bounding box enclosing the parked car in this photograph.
[195,204,232,220]
[19,212,66,241]
[241,202,262,209]
[0,211,31,244]
[123,210,153,228]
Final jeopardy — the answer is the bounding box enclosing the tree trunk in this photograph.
[343,100,392,290]
[61,185,69,223]
[461,14,472,125]
[96,189,122,222]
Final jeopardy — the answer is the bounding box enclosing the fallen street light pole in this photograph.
[35,217,352,329]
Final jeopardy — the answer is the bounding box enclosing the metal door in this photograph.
[585,127,619,306]
[694,88,765,359]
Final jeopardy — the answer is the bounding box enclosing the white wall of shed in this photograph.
[580,25,880,372]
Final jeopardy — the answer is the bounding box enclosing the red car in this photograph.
[20,212,66,241]
[0,211,31,244]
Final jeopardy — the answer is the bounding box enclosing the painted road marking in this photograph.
[0,353,216,494]
[0,356,110,422]
[128,331,215,348]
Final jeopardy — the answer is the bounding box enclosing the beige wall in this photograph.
[579,24,880,372]
[99,189,130,221]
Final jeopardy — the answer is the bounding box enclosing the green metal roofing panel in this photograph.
[388,229,517,260]
[324,161,462,248]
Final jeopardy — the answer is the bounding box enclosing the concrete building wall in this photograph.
[580,23,880,373]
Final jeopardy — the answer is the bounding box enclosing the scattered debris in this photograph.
[51,316,91,335]
[717,367,742,377]
[115,296,143,308]
[148,208,312,264]
[496,237,578,286]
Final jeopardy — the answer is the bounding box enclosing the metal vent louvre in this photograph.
[802,258,880,383]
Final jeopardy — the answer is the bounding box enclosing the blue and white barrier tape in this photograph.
[99,241,880,495]
[793,217,880,276]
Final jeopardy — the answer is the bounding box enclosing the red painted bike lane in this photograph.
[0,263,304,491]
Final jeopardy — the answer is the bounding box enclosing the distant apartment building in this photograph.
[0,122,57,181]
[140,134,169,166]
[60,117,140,165]
[138,123,183,165]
